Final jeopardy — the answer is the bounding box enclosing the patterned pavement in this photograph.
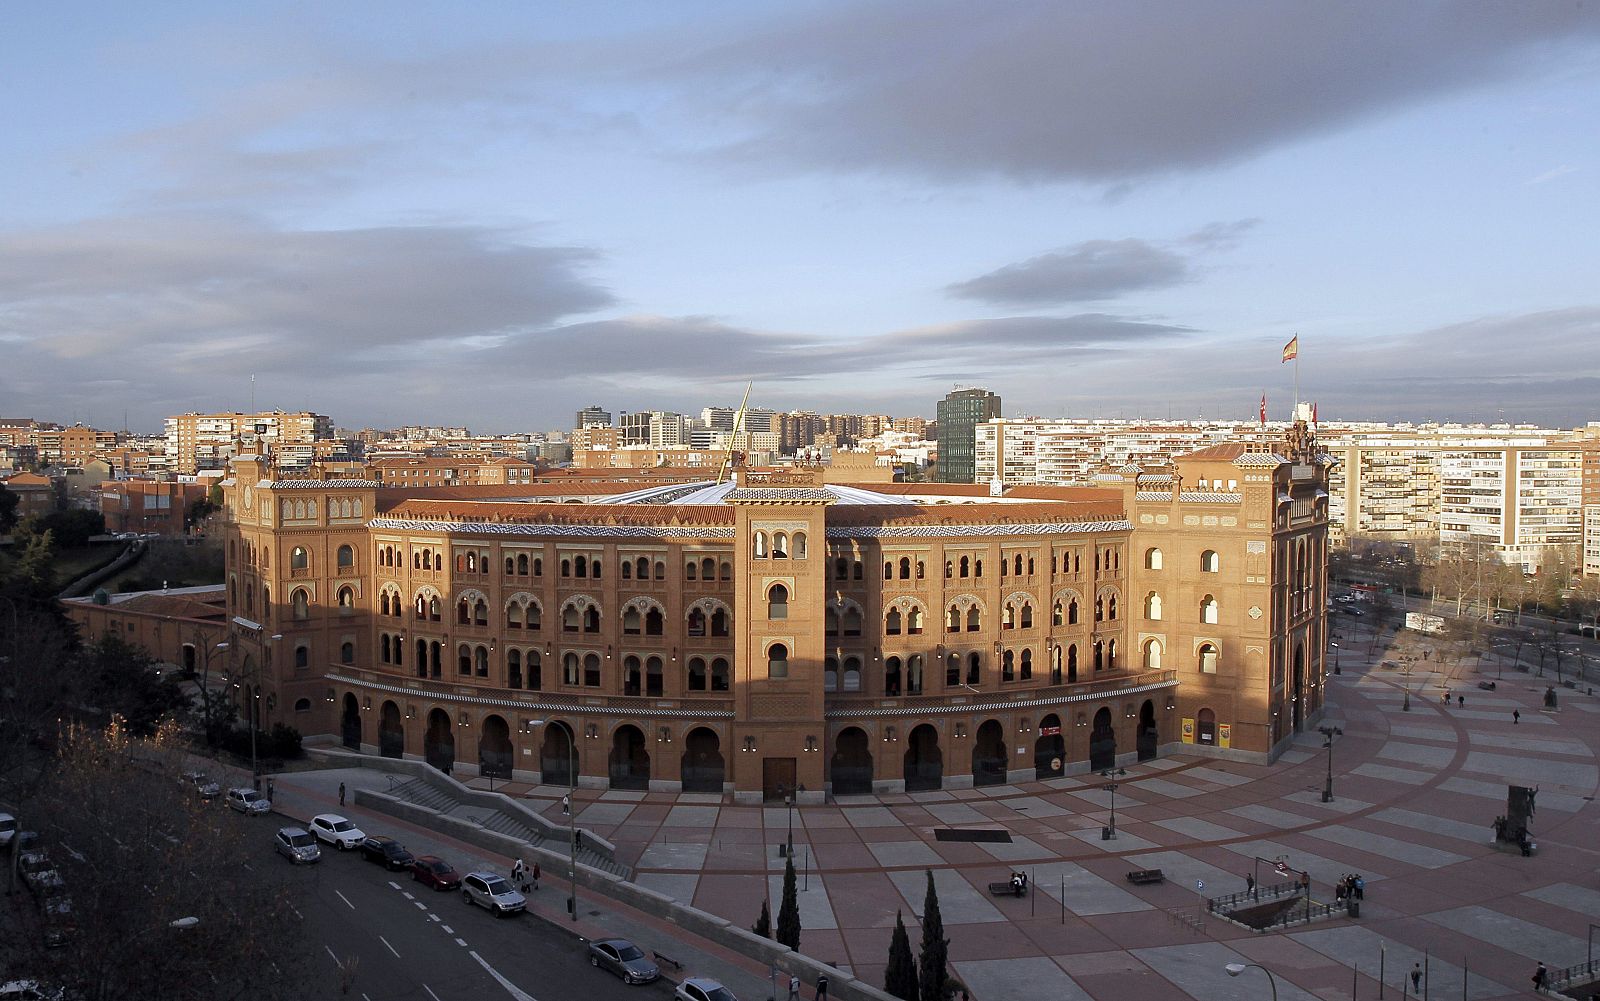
[461,627,1600,1000]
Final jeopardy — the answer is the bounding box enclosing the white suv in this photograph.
[461,872,525,916]
[0,813,15,850]
[309,814,365,850]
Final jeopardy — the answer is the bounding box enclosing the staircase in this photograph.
[387,778,632,879]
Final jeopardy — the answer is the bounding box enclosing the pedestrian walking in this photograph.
[1458,694,1465,707]
[1245,872,1255,897]
[1335,878,1346,902]
[1513,709,1521,724]
[1411,962,1423,993]
[531,861,540,890]
[512,858,527,892]
[338,782,346,807]
[815,973,829,1000]
[788,973,800,1001]
[1354,874,1364,900]
[266,778,275,802]
[1533,960,1549,992]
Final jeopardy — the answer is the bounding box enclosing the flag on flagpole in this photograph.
[1281,335,1299,363]
[1259,393,1267,425]
[1312,402,1318,426]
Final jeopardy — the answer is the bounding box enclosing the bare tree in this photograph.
[3,717,316,1000]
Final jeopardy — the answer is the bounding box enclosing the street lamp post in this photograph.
[526,719,580,921]
[1331,642,1340,675]
[219,632,282,789]
[1100,767,1126,839]
[1225,962,1280,1001]
[1319,725,1343,803]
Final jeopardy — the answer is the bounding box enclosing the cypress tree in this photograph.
[884,909,920,1001]
[777,852,802,950]
[753,897,771,938]
[918,869,949,1001]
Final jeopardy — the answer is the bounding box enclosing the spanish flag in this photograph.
[1281,335,1298,363]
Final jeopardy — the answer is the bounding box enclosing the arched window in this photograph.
[339,642,353,665]
[947,605,961,632]
[908,607,924,635]
[583,607,600,632]
[768,584,789,620]
[835,557,849,581]
[721,561,733,581]
[701,557,716,580]
[1201,550,1220,573]
[960,556,970,578]
[296,645,311,669]
[337,545,354,569]
[517,554,529,575]
[1019,603,1032,629]
[291,589,310,620]
[884,656,902,695]
[533,557,543,577]
[767,644,788,678]
[753,532,768,558]
[654,561,665,581]
[1014,554,1024,576]
[1143,639,1162,669]
[636,556,650,580]
[474,599,488,626]
[583,653,601,686]
[1002,649,1015,681]
[507,649,523,689]
[337,586,354,609]
[884,560,893,581]
[842,607,861,636]
[772,532,789,559]
[1020,648,1032,680]
[687,657,707,691]
[966,606,980,632]
[685,561,698,581]
[1200,595,1219,624]
[1144,547,1163,570]
[458,644,472,675]
[621,560,632,580]
[1052,600,1063,627]
[1095,596,1104,622]
[899,557,911,580]
[1145,592,1162,620]
[574,555,588,578]
[290,547,308,570]
[526,603,541,630]
[1198,643,1219,673]
[712,608,730,636]
[563,604,579,632]
[793,532,807,559]
[623,607,642,634]
[1003,603,1016,630]
[1108,595,1118,620]
[842,656,862,692]
[825,657,839,692]
[688,608,707,637]
[563,652,580,685]
[645,608,663,635]
[825,607,839,636]
[295,698,311,712]
[457,598,471,625]
[711,657,730,691]
[885,608,902,635]
[916,560,925,579]
[851,561,862,581]
[380,634,392,663]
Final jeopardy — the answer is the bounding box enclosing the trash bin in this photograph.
[1101,826,1113,840]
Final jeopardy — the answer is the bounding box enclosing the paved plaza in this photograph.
[466,633,1600,1000]
[277,625,1600,1000]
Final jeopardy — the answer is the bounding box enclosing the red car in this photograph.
[410,855,462,891]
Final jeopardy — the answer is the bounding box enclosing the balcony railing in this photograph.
[824,669,1176,717]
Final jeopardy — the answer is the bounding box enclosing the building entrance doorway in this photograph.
[971,720,1006,786]
[830,728,873,795]
[1089,707,1116,771]
[763,757,797,802]
[1137,700,1159,762]
[903,724,942,791]
[1034,714,1065,779]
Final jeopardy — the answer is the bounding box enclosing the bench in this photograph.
[652,950,683,971]
[1125,868,1166,885]
[987,880,1027,898]
[1477,681,1496,691]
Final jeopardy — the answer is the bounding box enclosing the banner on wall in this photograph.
[1181,717,1195,743]
[1218,723,1232,749]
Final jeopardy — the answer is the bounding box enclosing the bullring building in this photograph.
[219,423,1331,802]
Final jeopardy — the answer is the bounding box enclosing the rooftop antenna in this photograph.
[251,374,256,412]
[715,382,753,486]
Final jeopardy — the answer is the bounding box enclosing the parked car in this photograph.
[0,813,15,851]
[18,851,61,897]
[37,886,75,948]
[358,836,415,870]
[225,788,271,815]
[676,977,737,1001]
[0,980,66,1000]
[411,855,462,891]
[273,826,322,864]
[588,938,660,985]
[309,814,365,850]
[461,872,525,916]
[181,771,222,799]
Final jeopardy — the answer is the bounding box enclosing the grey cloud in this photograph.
[662,2,1600,181]
[1182,219,1262,251]
[946,240,1191,306]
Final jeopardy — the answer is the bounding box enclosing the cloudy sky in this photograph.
[4,2,1599,433]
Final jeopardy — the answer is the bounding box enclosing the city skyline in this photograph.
[5,3,1599,431]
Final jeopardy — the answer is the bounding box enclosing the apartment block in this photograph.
[164,410,333,474]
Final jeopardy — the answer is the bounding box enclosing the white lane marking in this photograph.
[402,892,416,901]
[387,881,401,889]
[441,925,454,934]
[429,913,441,923]
[324,945,343,968]
[379,935,401,959]
[289,905,303,919]
[424,986,442,1001]
[469,950,539,1001]
[455,937,467,947]
[336,890,356,910]
[414,901,428,910]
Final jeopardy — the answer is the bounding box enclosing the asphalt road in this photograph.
[268,841,681,1001]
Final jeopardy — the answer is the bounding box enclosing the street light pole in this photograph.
[1319,725,1343,802]
[1225,962,1280,1001]
[1100,767,1126,839]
